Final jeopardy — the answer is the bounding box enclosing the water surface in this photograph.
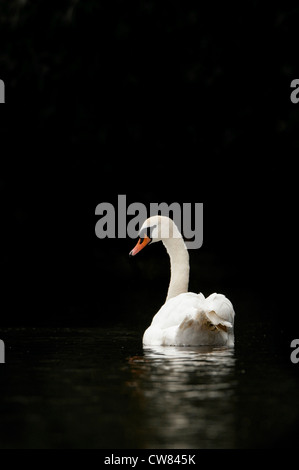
[0,325,297,448]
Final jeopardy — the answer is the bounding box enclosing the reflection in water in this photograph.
[128,346,236,448]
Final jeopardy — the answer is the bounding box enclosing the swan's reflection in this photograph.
[127,346,236,448]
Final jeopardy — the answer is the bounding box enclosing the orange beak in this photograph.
[129,236,151,256]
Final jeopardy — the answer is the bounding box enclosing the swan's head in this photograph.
[129,215,180,256]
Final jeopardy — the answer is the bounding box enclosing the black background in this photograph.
[0,1,297,351]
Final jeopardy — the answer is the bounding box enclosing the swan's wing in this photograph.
[204,293,235,325]
[150,293,203,329]
[205,310,232,331]
[150,292,234,330]
[174,307,232,346]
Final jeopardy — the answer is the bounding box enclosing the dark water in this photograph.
[0,325,298,449]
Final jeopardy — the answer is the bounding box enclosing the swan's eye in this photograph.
[145,227,153,239]
[139,224,157,240]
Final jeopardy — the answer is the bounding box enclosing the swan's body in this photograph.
[142,292,234,346]
[129,216,235,347]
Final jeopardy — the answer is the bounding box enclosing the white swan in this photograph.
[129,215,235,347]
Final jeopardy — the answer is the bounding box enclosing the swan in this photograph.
[129,215,235,347]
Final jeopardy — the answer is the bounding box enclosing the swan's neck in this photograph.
[163,236,190,302]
